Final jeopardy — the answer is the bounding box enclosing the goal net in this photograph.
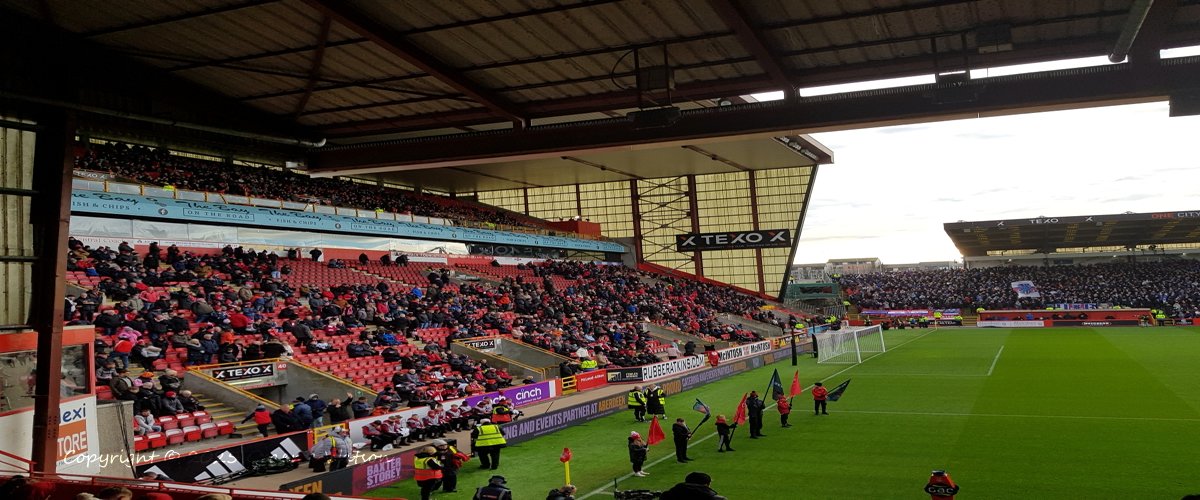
[816,325,886,364]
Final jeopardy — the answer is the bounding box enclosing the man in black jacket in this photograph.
[672,418,692,463]
[271,406,302,434]
[746,391,766,438]
[662,472,724,500]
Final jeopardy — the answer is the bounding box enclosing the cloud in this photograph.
[1098,193,1156,203]
[874,125,931,135]
[797,235,882,243]
[954,132,1015,140]
[791,102,1200,265]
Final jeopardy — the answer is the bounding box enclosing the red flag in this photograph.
[560,447,572,463]
[732,392,749,425]
[647,416,666,445]
[790,370,803,397]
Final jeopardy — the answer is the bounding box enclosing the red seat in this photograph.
[134,435,148,451]
[200,422,218,439]
[182,425,201,441]
[176,414,196,428]
[158,416,178,430]
[165,428,185,445]
[147,432,167,448]
[193,411,212,425]
[216,421,234,435]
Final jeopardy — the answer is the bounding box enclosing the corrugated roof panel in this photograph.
[51,0,242,34]
[97,1,318,64]
[183,66,305,96]
[248,96,298,115]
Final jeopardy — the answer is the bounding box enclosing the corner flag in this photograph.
[647,416,666,445]
[789,370,803,397]
[826,379,852,402]
[767,368,785,400]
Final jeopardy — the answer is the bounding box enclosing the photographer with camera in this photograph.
[661,472,725,500]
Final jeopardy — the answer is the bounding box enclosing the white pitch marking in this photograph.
[987,345,1005,376]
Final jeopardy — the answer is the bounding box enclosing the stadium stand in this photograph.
[67,236,804,431]
[836,261,1200,318]
[74,141,549,231]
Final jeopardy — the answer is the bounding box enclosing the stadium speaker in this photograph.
[1169,91,1200,117]
[630,106,681,129]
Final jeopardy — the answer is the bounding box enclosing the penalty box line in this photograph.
[579,329,938,499]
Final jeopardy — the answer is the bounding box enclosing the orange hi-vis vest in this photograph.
[414,456,443,481]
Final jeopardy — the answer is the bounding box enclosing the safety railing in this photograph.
[0,449,34,473]
[451,339,551,380]
[286,358,378,396]
[186,359,283,410]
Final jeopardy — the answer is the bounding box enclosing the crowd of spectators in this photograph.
[68,237,790,415]
[837,260,1200,317]
[75,141,541,230]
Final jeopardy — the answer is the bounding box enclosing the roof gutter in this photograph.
[0,90,326,148]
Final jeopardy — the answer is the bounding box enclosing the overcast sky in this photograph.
[752,52,1200,265]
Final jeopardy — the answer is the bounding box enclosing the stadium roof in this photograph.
[3,1,1200,190]
[944,210,1200,257]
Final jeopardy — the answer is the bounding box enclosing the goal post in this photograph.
[816,325,885,364]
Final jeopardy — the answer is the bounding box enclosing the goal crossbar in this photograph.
[816,325,886,364]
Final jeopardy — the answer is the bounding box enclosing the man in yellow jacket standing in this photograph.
[471,418,508,470]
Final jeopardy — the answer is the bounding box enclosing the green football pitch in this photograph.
[366,327,1200,499]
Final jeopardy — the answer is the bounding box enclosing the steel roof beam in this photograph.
[293,16,333,118]
[81,0,282,38]
[1118,0,1181,63]
[302,0,525,123]
[307,59,1200,175]
[168,0,622,73]
[708,0,794,98]
[315,27,1200,136]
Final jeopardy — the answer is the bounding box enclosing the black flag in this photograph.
[826,379,851,402]
[766,368,785,400]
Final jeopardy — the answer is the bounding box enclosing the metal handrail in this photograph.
[287,358,378,396]
[0,449,34,473]
[185,361,281,410]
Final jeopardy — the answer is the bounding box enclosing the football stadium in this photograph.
[1,1,1199,500]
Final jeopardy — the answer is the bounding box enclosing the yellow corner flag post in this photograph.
[560,447,573,484]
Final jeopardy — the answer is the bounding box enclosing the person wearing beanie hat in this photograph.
[433,438,468,493]
[242,404,273,437]
[159,390,186,415]
[414,445,444,500]
[306,393,327,428]
[472,475,512,500]
[628,431,649,477]
[662,471,722,500]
